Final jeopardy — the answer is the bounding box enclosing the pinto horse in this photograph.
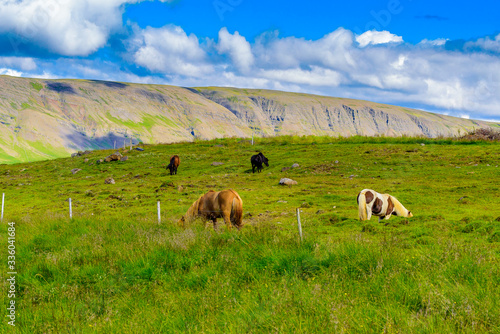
[357,189,413,222]
[167,155,180,175]
[251,152,269,173]
[178,189,243,230]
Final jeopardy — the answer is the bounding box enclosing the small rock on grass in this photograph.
[71,168,81,174]
[105,177,115,184]
[211,162,224,166]
[279,178,297,186]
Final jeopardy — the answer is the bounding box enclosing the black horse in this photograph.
[251,152,269,173]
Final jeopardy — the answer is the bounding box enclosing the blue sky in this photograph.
[1,0,500,121]
[125,0,498,43]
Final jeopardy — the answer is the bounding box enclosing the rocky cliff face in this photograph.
[0,76,497,163]
[195,87,496,138]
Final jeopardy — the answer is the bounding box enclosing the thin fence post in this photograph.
[157,201,161,224]
[69,198,72,219]
[1,193,4,222]
[130,138,132,151]
[296,208,303,242]
[114,141,116,149]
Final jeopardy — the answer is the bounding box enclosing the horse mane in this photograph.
[389,195,411,217]
[183,195,204,223]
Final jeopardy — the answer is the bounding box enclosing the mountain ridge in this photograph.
[0,75,498,164]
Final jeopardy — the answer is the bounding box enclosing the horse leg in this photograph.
[220,209,232,230]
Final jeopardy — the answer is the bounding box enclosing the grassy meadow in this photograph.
[1,135,500,333]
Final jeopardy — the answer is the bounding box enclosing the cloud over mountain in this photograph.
[0,2,499,121]
[129,25,213,77]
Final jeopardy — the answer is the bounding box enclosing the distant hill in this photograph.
[0,75,497,163]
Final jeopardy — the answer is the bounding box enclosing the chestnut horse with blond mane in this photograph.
[357,189,413,222]
[178,189,243,230]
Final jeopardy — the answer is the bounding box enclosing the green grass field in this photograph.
[1,135,500,333]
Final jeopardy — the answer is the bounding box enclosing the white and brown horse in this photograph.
[357,189,413,221]
[178,189,243,230]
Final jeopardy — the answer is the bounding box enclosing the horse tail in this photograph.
[358,191,368,221]
[230,191,243,228]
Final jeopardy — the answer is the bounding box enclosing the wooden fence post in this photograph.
[296,208,303,242]
[1,193,4,222]
[69,198,72,219]
[157,201,161,224]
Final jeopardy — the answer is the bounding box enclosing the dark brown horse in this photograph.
[167,155,180,175]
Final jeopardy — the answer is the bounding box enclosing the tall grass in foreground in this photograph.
[1,215,499,333]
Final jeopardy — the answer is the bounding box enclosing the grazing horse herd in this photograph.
[168,151,413,230]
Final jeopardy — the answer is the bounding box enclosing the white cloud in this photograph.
[0,0,142,56]
[254,28,356,72]
[130,25,213,77]
[465,34,500,53]
[355,30,403,47]
[31,71,56,79]
[261,66,342,87]
[418,38,448,47]
[0,57,36,71]
[0,68,23,77]
[217,28,254,73]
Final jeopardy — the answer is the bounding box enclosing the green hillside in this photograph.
[1,136,499,333]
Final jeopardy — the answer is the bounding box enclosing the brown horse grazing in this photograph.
[167,155,180,175]
[178,189,243,230]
